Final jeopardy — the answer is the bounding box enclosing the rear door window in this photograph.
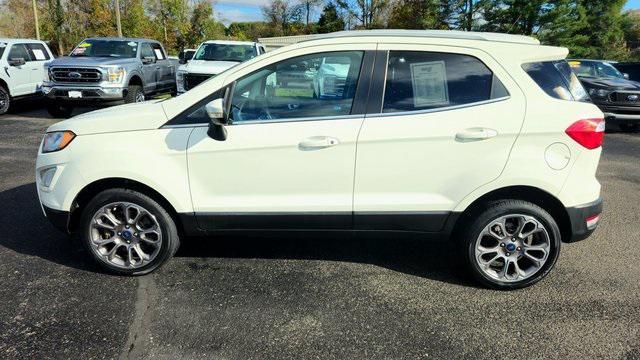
[523,61,589,102]
[151,43,166,60]
[382,51,509,113]
[27,43,50,61]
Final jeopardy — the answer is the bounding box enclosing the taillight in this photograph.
[565,118,605,149]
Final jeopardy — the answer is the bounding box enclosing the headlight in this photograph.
[105,66,126,83]
[42,131,76,153]
[44,68,50,82]
[588,88,611,98]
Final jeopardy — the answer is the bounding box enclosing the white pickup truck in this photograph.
[0,38,55,115]
[176,40,265,94]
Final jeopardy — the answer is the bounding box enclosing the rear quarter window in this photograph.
[522,61,589,102]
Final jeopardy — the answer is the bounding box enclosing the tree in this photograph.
[622,10,640,59]
[187,0,225,47]
[120,0,155,38]
[317,2,346,33]
[87,0,116,37]
[388,0,449,29]
[336,0,389,29]
[299,0,322,28]
[262,0,303,36]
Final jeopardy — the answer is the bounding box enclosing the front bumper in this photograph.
[565,198,603,242]
[43,85,126,101]
[595,103,640,122]
[44,205,70,233]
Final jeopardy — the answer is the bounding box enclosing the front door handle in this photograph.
[455,127,498,142]
[298,136,340,150]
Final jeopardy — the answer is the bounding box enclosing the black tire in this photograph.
[124,84,144,104]
[458,200,561,290]
[46,101,74,118]
[79,188,180,276]
[0,85,11,115]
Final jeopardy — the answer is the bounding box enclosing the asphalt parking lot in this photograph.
[0,101,639,360]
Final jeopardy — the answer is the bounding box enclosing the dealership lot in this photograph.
[0,102,638,359]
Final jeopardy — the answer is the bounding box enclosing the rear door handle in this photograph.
[455,127,498,142]
[298,136,340,150]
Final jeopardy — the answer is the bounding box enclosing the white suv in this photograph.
[36,30,604,289]
[0,38,54,114]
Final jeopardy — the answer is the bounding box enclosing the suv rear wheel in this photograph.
[459,200,561,290]
[79,189,180,275]
[0,85,10,115]
[46,101,74,118]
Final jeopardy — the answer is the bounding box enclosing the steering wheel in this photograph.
[232,96,273,122]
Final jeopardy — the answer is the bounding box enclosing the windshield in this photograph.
[193,43,256,62]
[569,60,624,79]
[70,39,138,58]
[0,43,6,58]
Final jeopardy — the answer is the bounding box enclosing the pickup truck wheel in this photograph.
[125,85,144,103]
[79,188,180,275]
[0,86,10,115]
[458,200,561,290]
[46,101,74,118]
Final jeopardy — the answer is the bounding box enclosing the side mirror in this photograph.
[624,73,630,80]
[8,58,26,66]
[142,56,156,65]
[206,98,228,141]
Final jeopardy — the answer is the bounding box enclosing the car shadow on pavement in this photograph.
[0,183,472,286]
[0,183,97,272]
[177,232,472,287]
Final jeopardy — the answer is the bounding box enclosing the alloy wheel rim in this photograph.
[474,214,551,283]
[89,202,162,269]
[135,92,145,103]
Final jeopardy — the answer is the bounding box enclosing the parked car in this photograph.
[43,37,177,118]
[0,38,55,115]
[36,30,604,289]
[568,59,640,131]
[178,48,196,64]
[176,40,265,94]
[612,61,640,82]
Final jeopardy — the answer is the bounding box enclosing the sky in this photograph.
[214,0,640,25]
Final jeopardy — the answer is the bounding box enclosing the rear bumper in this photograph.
[43,205,70,233]
[565,198,603,242]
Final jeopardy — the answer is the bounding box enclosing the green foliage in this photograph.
[317,3,346,33]
[1,0,638,61]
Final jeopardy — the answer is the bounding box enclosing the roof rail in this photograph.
[298,29,540,45]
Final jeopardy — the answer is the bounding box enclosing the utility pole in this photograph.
[115,0,123,37]
[32,0,40,40]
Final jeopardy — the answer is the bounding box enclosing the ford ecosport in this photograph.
[36,30,604,289]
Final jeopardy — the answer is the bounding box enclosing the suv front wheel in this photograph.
[459,200,561,290]
[79,189,180,275]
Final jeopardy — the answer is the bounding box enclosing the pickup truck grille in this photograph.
[184,73,213,91]
[50,67,103,83]
[611,91,640,104]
